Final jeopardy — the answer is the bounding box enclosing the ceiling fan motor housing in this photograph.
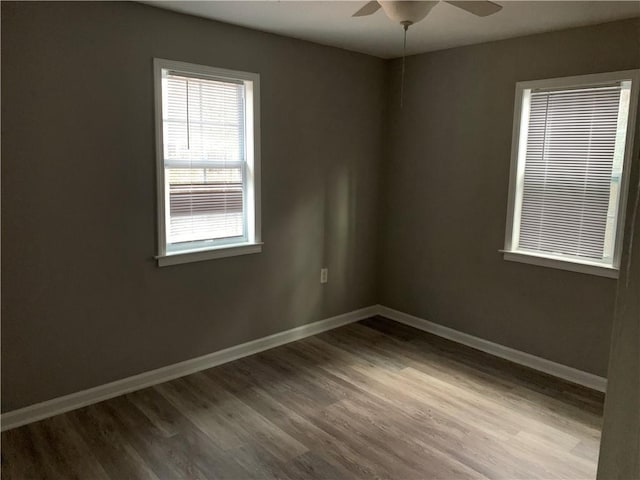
[378,1,439,26]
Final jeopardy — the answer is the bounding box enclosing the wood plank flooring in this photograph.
[1,317,604,479]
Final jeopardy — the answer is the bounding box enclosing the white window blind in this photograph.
[517,85,622,260]
[505,71,639,277]
[162,71,247,249]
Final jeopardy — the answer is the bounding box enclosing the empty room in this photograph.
[2,1,639,478]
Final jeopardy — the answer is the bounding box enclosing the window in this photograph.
[504,70,639,278]
[154,59,261,266]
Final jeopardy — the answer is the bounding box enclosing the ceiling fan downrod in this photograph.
[400,21,411,108]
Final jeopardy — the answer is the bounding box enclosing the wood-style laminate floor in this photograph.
[1,317,604,479]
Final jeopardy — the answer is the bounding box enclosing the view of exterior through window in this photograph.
[504,70,639,277]
[154,60,261,266]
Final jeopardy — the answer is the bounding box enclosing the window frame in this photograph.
[153,58,262,267]
[503,70,640,278]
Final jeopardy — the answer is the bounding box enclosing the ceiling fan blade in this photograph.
[445,1,502,17]
[352,1,382,17]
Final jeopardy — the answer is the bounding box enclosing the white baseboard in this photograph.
[1,305,378,432]
[376,305,607,393]
[2,303,607,432]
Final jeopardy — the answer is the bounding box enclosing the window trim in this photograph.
[153,58,262,267]
[503,70,640,278]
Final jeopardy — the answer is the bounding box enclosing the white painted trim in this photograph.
[1,306,378,432]
[157,242,263,267]
[502,250,619,279]
[376,305,608,393]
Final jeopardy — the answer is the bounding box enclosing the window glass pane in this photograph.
[603,81,632,260]
[162,70,247,247]
[163,75,245,164]
[166,167,244,244]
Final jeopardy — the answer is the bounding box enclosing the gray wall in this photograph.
[1,2,386,411]
[379,18,640,377]
[3,1,638,413]
[597,179,640,479]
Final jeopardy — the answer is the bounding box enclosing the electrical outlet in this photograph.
[320,268,328,284]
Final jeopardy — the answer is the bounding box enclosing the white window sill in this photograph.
[157,242,263,267]
[502,250,619,279]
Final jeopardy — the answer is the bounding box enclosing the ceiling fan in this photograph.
[356,2,502,107]
[353,1,503,28]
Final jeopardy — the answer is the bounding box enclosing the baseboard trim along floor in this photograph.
[0,306,378,432]
[1,304,607,431]
[377,305,608,393]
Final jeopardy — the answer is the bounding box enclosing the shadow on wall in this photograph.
[323,163,359,314]
[217,162,360,342]
[264,161,359,333]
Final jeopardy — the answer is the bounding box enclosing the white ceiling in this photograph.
[144,1,640,58]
